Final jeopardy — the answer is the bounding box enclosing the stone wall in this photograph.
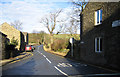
[80,2,120,70]
[0,32,9,60]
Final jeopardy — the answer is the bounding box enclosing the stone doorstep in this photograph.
[0,52,31,66]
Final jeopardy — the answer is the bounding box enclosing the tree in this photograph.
[32,30,39,33]
[40,9,62,35]
[71,0,87,13]
[56,20,67,34]
[11,20,23,31]
[65,15,80,35]
[71,0,87,40]
[8,37,18,46]
[40,9,62,49]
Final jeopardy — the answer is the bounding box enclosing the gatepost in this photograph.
[70,38,74,57]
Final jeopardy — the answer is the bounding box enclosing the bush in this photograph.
[5,37,19,59]
[7,37,18,46]
[5,45,19,59]
[51,38,69,51]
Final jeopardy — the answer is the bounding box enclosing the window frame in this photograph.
[95,9,102,25]
[95,37,102,53]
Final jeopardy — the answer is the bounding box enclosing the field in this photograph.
[29,33,80,45]
[29,33,80,56]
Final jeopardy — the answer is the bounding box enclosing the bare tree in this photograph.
[61,17,80,40]
[71,0,87,40]
[71,0,87,13]
[11,20,23,31]
[40,9,62,35]
[40,9,62,49]
[66,18,79,35]
[32,30,39,33]
[56,20,67,34]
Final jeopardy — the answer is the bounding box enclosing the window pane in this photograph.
[100,38,102,51]
[97,38,99,51]
[100,10,102,23]
[97,11,99,23]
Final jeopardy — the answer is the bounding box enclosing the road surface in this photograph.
[2,45,119,77]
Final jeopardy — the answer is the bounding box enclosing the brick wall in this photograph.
[80,2,120,70]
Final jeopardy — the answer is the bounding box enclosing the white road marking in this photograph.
[37,51,40,53]
[37,51,43,55]
[43,55,46,58]
[46,58,51,63]
[37,51,51,63]
[66,63,72,67]
[54,66,68,76]
[37,51,52,64]
[57,63,72,67]
[37,51,43,56]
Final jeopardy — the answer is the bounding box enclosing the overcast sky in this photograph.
[0,0,77,33]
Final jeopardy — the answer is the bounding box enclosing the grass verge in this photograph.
[43,45,69,57]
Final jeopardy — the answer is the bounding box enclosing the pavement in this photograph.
[0,52,33,66]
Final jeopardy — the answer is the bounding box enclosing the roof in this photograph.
[22,32,28,35]
[0,32,7,36]
[0,22,20,32]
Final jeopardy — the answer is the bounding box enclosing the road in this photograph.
[2,45,120,77]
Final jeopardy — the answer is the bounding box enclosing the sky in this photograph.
[0,0,79,33]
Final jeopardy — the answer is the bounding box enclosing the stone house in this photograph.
[0,22,28,51]
[0,32,9,59]
[22,32,29,45]
[79,2,120,70]
[21,32,29,51]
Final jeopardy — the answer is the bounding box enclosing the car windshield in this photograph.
[26,45,31,47]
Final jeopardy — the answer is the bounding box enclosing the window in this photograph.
[95,37,102,52]
[95,9,102,25]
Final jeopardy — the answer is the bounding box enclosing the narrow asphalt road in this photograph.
[2,45,119,77]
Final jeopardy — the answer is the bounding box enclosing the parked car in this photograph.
[25,45,33,52]
[31,45,35,50]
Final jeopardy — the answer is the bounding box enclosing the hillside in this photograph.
[28,33,80,45]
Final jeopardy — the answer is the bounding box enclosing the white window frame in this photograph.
[95,37,102,53]
[25,35,26,42]
[95,9,102,25]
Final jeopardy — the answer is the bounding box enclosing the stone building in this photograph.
[0,22,28,51]
[21,32,29,51]
[22,32,29,45]
[0,32,9,59]
[79,2,120,70]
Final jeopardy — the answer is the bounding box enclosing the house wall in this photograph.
[81,2,120,69]
[0,22,21,50]
[22,32,29,45]
[0,32,9,60]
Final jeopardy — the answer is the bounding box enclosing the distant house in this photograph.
[0,22,28,51]
[22,32,29,45]
[80,2,120,69]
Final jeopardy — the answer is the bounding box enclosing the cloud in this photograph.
[0,0,72,33]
